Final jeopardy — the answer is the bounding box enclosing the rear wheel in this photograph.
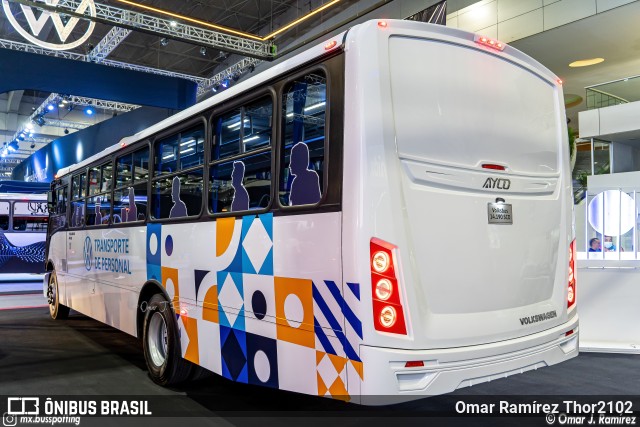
[142,293,192,385]
[47,271,69,320]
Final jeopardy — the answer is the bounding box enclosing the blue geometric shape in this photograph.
[258,213,273,240]
[147,264,161,283]
[346,282,360,300]
[251,290,267,320]
[241,247,257,275]
[324,280,362,340]
[314,317,337,356]
[165,235,174,256]
[146,223,161,266]
[194,269,210,301]
[257,248,273,276]
[246,332,278,389]
[220,326,247,383]
[216,271,245,331]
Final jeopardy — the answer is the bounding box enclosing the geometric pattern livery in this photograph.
[220,325,247,383]
[316,351,349,402]
[217,271,244,330]
[275,276,314,348]
[146,223,162,282]
[313,280,362,362]
[241,213,273,275]
[161,266,179,308]
[181,314,199,365]
[246,332,279,389]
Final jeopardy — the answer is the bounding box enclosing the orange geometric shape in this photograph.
[328,377,349,402]
[161,266,179,307]
[275,276,314,348]
[182,315,199,365]
[202,285,219,323]
[317,372,328,396]
[349,360,364,381]
[328,353,347,373]
[216,217,236,257]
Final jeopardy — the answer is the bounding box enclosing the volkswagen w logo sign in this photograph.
[2,0,97,51]
[83,236,92,271]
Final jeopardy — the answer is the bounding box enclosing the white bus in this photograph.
[45,19,578,404]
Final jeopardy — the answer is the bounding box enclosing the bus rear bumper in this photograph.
[357,315,579,405]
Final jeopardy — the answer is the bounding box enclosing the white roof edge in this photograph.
[57,29,348,178]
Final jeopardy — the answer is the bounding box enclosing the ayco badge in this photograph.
[487,197,512,225]
[2,0,97,51]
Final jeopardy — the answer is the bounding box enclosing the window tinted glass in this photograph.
[155,134,179,176]
[116,154,133,188]
[88,167,100,196]
[101,163,113,192]
[70,201,85,228]
[133,147,150,182]
[280,71,327,206]
[244,96,273,151]
[214,108,242,159]
[209,153,271,213]
[180,126,206,169]
[86,193,111,226]
[0,201,8,231]
[72,173,86,200]
[151,170,203,219]
[114,182,147,223]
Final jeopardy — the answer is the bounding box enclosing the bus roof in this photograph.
[56,29,347,178]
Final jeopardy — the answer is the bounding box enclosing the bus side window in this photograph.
[280,71,327,207]
[116,146,149,223]
[0,201,8,231]
[210,96,273,214]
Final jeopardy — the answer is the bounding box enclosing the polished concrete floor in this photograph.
[0,291,639,426]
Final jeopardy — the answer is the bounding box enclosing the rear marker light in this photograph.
[324,40,337,50]
[474,34,506,51]
[378,20,388,28]
[482,164,506,171]
[405,361,424,368]
[565,330,574,337]
[375,278,393,300]
[379,306,397,328]
[557,79,563,85]
[372,251,391,273]
[120,142,126,148]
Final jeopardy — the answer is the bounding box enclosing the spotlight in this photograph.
[160,38,169,46]
[64,129,69,135]
[221,80,229,88]
[46,104,55,112]
[28,133,33,138]
[26,123,34,130]
[170,20,177,27]
[35,116,46,127]
[62,96,69,104]
[30,142,35,149]
[232,74,240,82]
[58,101,65,108]
[212,85,219,93]
[8,140,19,151]
[85,107,94,116]
[200,46,207,56]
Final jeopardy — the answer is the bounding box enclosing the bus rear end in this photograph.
[342,20,577,403]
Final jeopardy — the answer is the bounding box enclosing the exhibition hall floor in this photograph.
[0,291,638,426]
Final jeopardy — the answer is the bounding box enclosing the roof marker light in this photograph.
[557,79,563,85]
[120,142,126,148]
[324,40,337,51]
[378,20,388,28]
[474,34,506,51]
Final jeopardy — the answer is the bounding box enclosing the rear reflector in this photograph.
[405,361,424,368]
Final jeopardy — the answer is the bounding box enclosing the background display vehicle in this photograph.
[44,19,578,404]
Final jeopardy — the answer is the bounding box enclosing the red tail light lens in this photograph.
[371,239,407,335]
[405,361,424,368]
[474,34,506,51]
[568,240,576,309]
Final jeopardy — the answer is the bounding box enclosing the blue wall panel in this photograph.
[0,49,197,109]
[12,106,174,182]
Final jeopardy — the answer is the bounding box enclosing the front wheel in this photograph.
[47,271,69,320]
[142,294,192,385]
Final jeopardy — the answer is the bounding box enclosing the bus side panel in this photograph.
[48,231,67,300]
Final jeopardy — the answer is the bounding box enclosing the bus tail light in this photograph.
[371,239,407,335]
[568,240,576,309]
[474,34,506,51]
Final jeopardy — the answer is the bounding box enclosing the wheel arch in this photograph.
[136,280,173,339]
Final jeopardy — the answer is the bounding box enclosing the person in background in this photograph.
[603,235,623,252]
[588,238,601,252]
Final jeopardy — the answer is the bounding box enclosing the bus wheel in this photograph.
[142,294,192,385]
[47,271,69,320]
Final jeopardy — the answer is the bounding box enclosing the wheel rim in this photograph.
[48,276,57,315]
[148,311,168,367]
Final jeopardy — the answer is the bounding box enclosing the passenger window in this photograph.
[133,147,149,181]
[280,71,327,206]
[155,134,179,176]
[116,155,133,188]
[70,201,85,228]
[101,163,113,192]
[151,170,203,219]
[179,127,206,169]
[86,193,111,226]
[114,182,147,223]
[0,201,9,231]
[72,173,86,200]
[88,167,100,196]
[210,96,273,214]
[13,202,49,232]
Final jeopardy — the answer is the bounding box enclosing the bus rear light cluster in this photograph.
[474,34,506,51]
[568,240,576,309]
[371,239,407,335]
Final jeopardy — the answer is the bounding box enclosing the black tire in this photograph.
[48,271,69,320]
[142,293,192,385]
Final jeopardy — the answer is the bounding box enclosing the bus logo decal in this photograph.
[83,236,92,271]
[482,177,511,190]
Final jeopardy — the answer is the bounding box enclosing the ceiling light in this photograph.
[85,107,94,116]
[30,143,36,149]
[46,104,55,112]
[160,38,169,46]
[200,46,207,56]
[569,58,605,67]
[169,20,177,27]
[62,96,69,104]
[64,129,69,135]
